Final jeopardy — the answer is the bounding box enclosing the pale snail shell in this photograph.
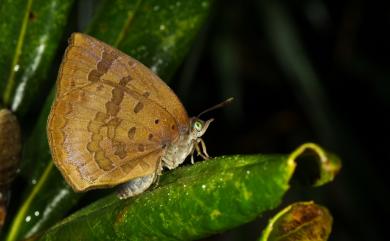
[0,109,21,228]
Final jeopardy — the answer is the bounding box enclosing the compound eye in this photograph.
[193,121,203,132]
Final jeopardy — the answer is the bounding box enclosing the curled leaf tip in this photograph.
[288,143,341,187]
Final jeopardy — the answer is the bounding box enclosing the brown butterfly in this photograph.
[47,33,232,199]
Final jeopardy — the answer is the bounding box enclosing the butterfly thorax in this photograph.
[161,117,213,170]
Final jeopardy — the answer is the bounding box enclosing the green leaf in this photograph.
[259,201,333,241]
[4,163,81,241]
[36,143,340,240]
[5,0,214,240]
[88,0,212,81]
[0,0,75,118]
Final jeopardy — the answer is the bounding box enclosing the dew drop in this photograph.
[159,25,166,31]
[34,211,40,216]
[14,64,20,72]
[25,216,31,222]
[151,66,158,73]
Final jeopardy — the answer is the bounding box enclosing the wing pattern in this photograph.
[47,33,189,191]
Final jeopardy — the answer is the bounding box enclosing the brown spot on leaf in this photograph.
[29,11,36,20]
[274,203,332,241]
[148,133,153,140]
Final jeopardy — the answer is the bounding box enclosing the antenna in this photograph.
[197,97,234,118]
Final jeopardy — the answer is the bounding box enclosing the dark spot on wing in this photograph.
[128,127,136,139]
[138,144,145,152]
[134,102,144,113]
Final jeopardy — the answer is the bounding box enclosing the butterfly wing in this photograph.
[47,33,189,191]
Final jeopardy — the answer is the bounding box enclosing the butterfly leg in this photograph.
[195,139,209,160]
[152,161,164,187]
[199,138,210,158]
[190,143,196,164]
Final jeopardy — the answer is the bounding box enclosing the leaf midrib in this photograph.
[113,0,142,47]
[2,0,34,107]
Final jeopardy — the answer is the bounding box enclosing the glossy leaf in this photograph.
[5,0,214,240]
[0,109,22,232]
[4,163,81,241]
[36,143,341,240]
[88,0,212,81]
[259,202,333,241]
[0,0,75,118]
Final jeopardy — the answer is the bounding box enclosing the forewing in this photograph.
[47,33,188,191]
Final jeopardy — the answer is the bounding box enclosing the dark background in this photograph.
[162,0,388,240]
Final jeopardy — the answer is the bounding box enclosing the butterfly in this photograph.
[47,33,232,199]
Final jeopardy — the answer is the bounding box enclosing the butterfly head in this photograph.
[189,117,214,139]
